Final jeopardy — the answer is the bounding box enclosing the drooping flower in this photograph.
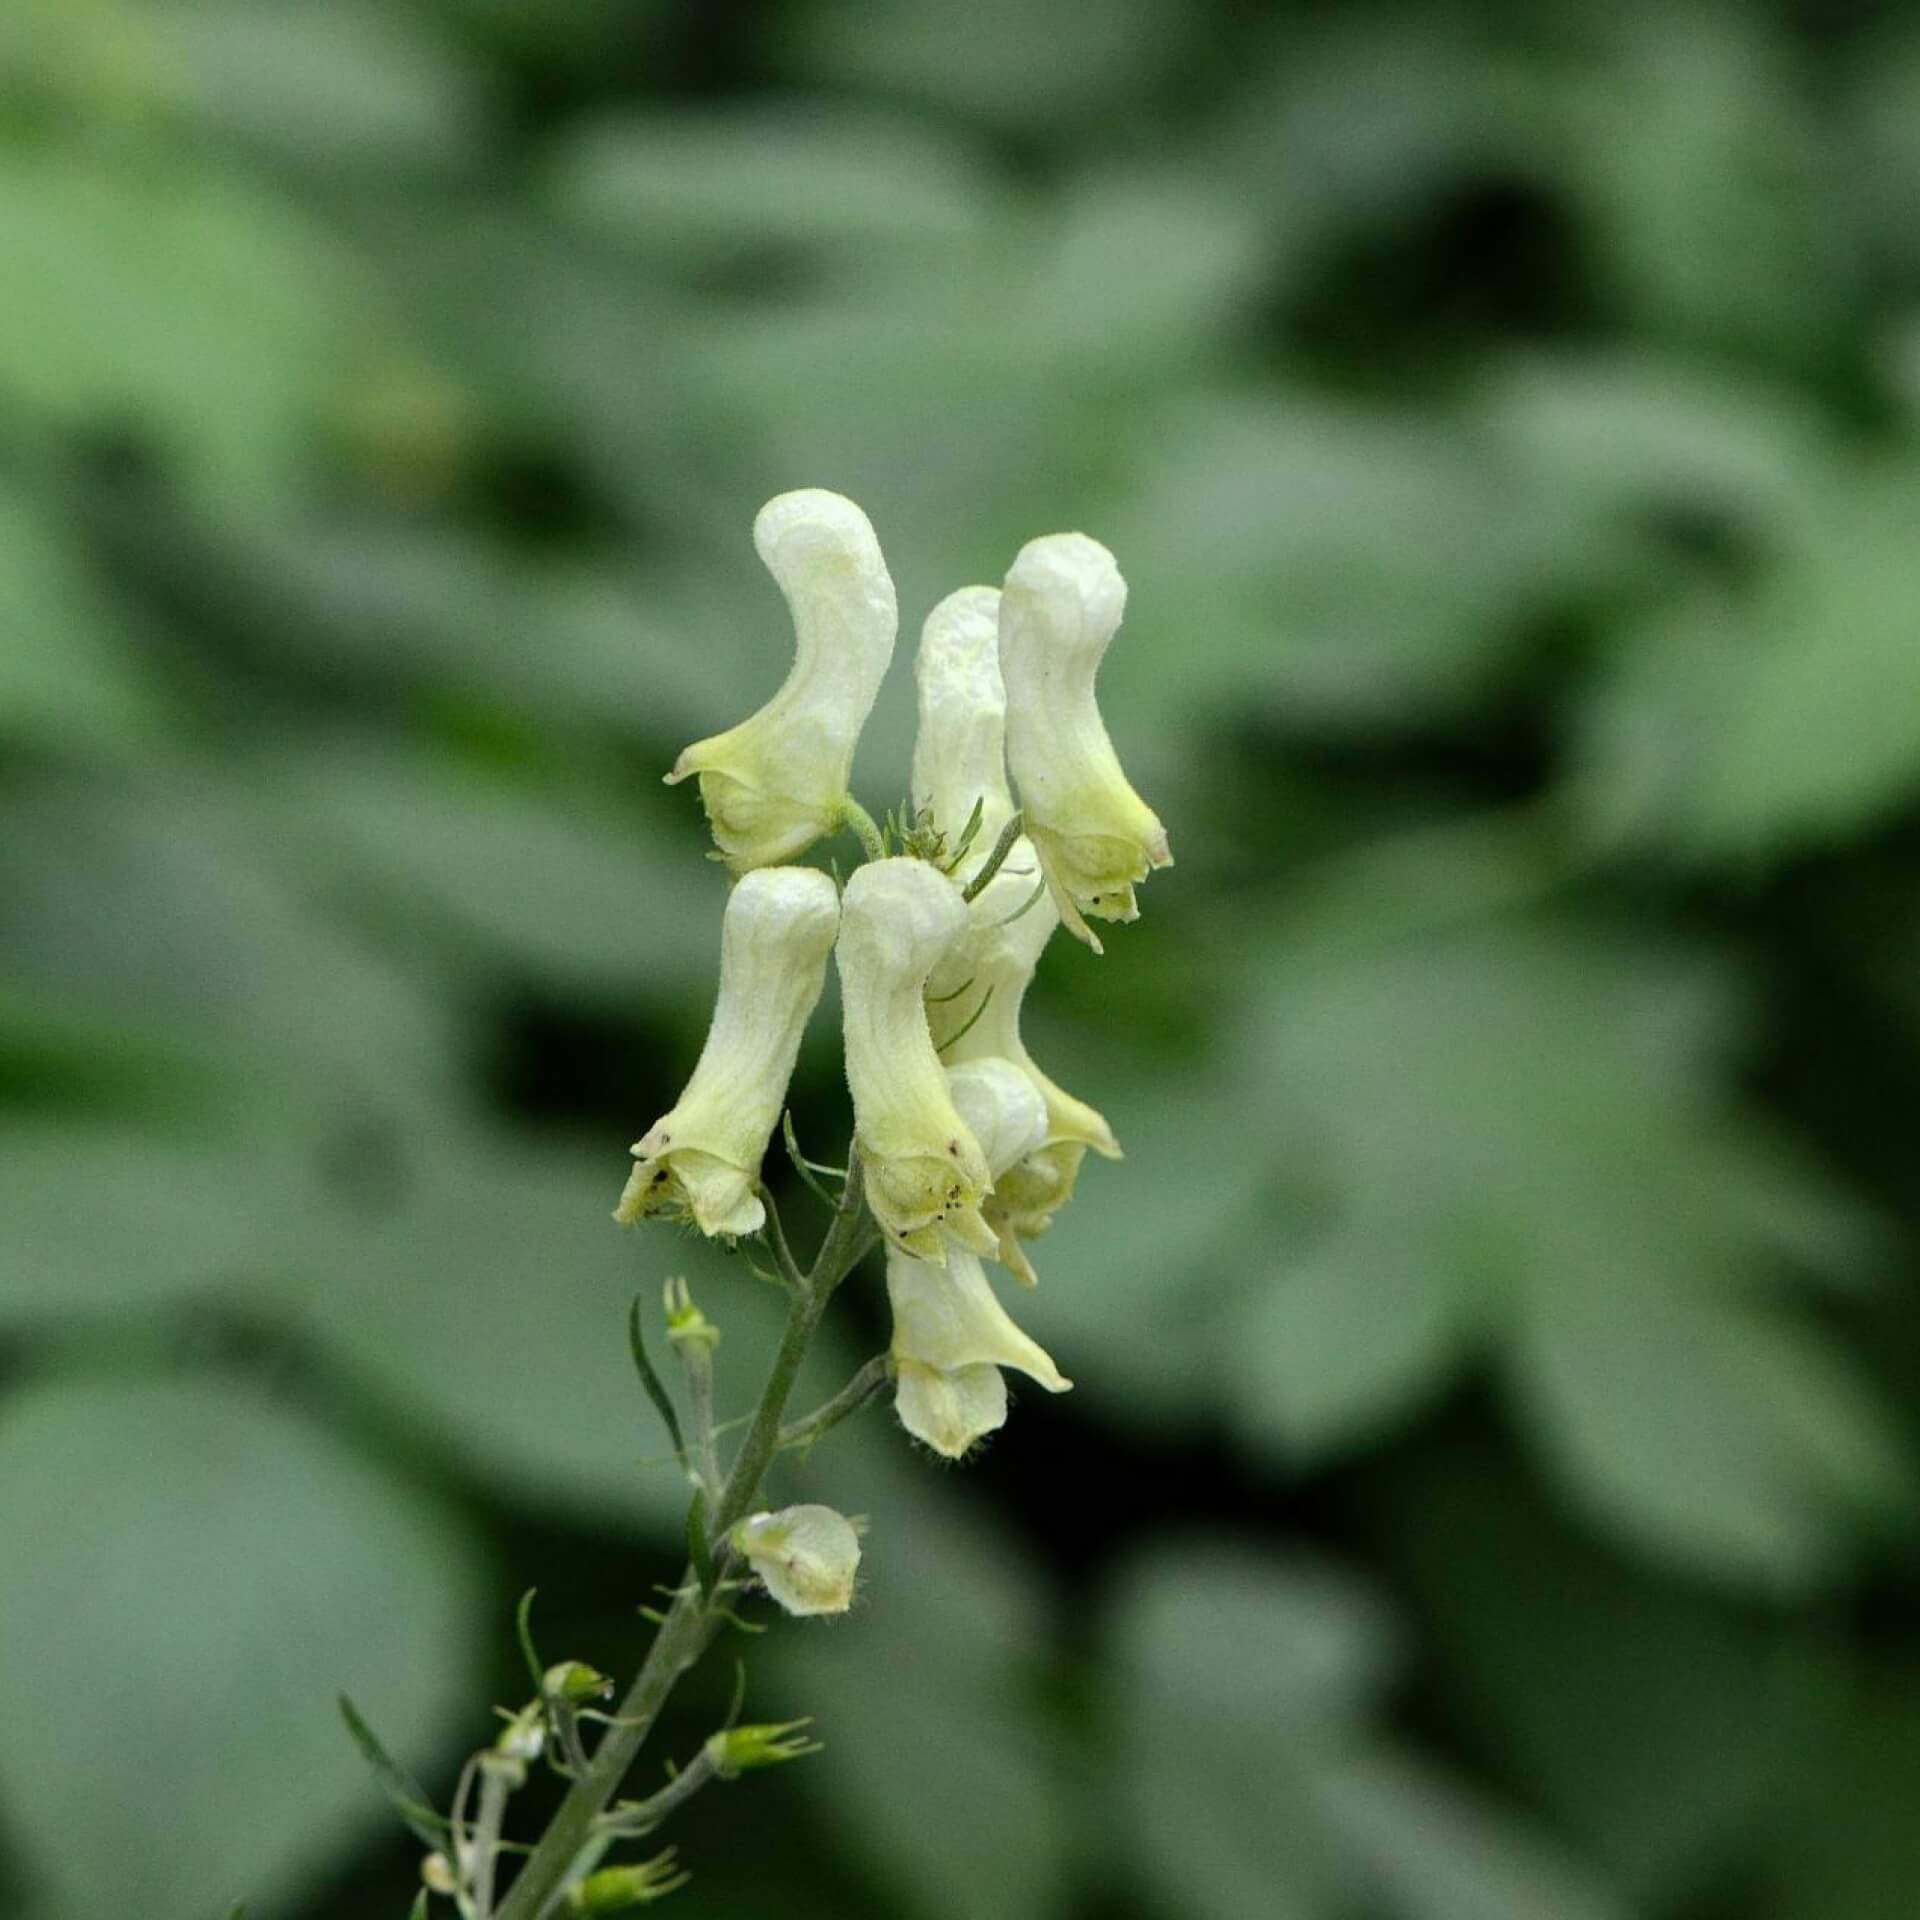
[886,1057,1069,1457]
[999,531,1171,950]
[666,489,897,874]
[836,857,996,1260]
[616,866,839,1237]
[733,1505,862,1616]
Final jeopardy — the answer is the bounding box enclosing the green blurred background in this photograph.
[5,0,1920,1915]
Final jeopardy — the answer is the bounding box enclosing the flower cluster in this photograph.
[620,487,1169,1473]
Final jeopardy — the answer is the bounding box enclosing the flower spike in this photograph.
[616,866,840,1237]
[999,532,1171,950]
[667,489,898,874]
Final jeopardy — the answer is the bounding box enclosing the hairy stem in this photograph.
[495,1161,872,1920]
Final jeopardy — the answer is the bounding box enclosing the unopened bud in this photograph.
[732,1505,862,1616]
[702,1717,821,1778]
[421,1852,458,1895]
[567,1851,689,1912]
[661,1274,719,1354]
[491,1703,544,1772]
[543,1660,614,1706]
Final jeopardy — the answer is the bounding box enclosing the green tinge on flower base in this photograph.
[732,1505,862,1617]
[666,489,898,874]
[616,865,840,1238]
[887,1246,1070,1458]
[837,857,996,1261]
[999,531,1171,952]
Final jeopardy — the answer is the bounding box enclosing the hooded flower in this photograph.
[999,531,1171,950]
[733,1505,862,1616]
[887,1065,1068,1456]
[616,866,839,1237]
[666,490,897,874]
[888,1248,1073,1457]
[910,584,1121,1275]
[911,585,1017,866]
[837,857,997,1259]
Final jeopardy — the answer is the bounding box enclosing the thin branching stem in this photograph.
[494,1154,875,1920]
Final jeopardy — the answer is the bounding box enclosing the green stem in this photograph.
[838,796,888,863]
[495,1161,872,1920]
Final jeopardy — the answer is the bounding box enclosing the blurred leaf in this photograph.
[288,1132,814,1524]
[0,1374,481,1920]
[1105,391,1629,733]
[0,145,390,506]
[1106,1541,1625,1920]
[1574,464,1920,859]
[263,743,722,1000]
[0,1120,307,1324]
[1369,1435,1842,1903]
[1228,1225,1469,1467]
[1474,349,1833,547]
[1314,1750,1625,1920]
[1527,9,1852,362]
[154,0,492,176]
[550,103,999,267]
[0,481,161,754]
[1236,832,1896,1586]
[0,772,455,1114]
[777,1425,1073,1920]
[1512,1285,1906,1590]
[784,0,1189,132]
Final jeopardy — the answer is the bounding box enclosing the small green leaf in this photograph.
[338,1695,449,1852]
[630,1296,688,1469]
[515,1589,545,1700]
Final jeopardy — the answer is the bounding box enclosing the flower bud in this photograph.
[617,866,839,1238]
[911,585,1016,872]
[568,1852,689,1912]
[421,1852,458,1895]
[666,490,897,873]
[543,1660,614,1706]
[887,1243,1070,1458]
[702,1718,821,1778]
[491,1702,544,1772]
[999,532,1171,950]
[837,857,996,1260]
[661,1274,718,1353]
[732,1505,862,1616]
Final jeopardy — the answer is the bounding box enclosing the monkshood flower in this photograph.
[667,489,897,873]
[999,531,1171,951]
[887,1070,1067,1455]
[837,857,996,1260]
[616,866,839,1238]
[732,1505,862,1616]
[887,1246,1071,1457]
[911,584,1016,865]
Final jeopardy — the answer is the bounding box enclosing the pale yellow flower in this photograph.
[616,866,839,1237]
[999,531,1171,950]
[911,584,1016,866]
[667,489,897,874]
[733,1505,862,1616]
[837,857,996,1260]
[888,1249,1070,1458]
